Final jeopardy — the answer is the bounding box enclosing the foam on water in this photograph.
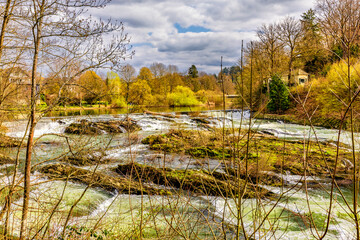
[2,110,360,238]
[105,144,146,159]
[5,118,73,138]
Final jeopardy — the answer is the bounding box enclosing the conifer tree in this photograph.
[267,74,290,113]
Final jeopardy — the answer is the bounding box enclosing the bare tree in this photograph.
[316,0,360,238]
[257,23,284,75]
[277,16,303,84]
[317,0,360,58]
[0,0,29,108]
[150,62,167,78]
[120,63,136,102]
[8,0,133,238]
[257,23,285,97]
[167,64,178,74]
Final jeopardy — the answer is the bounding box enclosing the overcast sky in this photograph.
[92,0,315,74]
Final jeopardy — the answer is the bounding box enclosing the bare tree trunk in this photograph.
[236,39,248,240]
[288,54,293,85]
[0,0,16,224]
[20,1,44,238]
[0,0,13,60]
[348,51,359,239]
[0,0,16,108]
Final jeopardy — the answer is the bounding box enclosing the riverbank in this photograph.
[255,112,346,130]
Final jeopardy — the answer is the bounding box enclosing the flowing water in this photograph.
[1,109,359,239]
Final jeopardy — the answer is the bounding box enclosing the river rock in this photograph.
[0,153,14,164]
[0,134,22,148]
[64,117,141,135]
[191,118,211,124]
[61,153,111,166]
[38,163,171,195]
[115,162,273,199]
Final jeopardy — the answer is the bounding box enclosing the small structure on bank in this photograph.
[0,67,41,105]
[262,69,310,94]
[281,69,310,86]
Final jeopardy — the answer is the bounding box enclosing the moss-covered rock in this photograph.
[141,129,355,184]
[192,118,211,124]
[0,153,14,165]
[38,163,171,195]
[60,154,111,166]
[115,162,273,198]
[142,129,225,157]
[186,146,230,159]
[0,134,22,148]
[65,117,141,135]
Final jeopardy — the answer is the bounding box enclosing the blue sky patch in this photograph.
[133,42,153,47]
[174,23,211,33]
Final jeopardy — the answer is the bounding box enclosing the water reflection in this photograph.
[45,105,229,117]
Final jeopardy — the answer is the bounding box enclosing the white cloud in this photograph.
[91,0,314,73]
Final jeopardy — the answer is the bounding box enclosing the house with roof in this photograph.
[262,69,310,94]
[0,67,40,105]
[281,69,310,86]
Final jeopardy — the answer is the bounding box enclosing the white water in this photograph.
[3,110,357,145]
[1,110,359,239]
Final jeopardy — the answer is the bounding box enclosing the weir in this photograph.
[0,109,358,239]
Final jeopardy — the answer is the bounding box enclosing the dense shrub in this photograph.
[167,86,201,106]
[110,96,127,108]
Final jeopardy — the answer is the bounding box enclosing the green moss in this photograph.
[115,162,272,199]
[142,129,354,183]
[65,118,141,135]
[0,134,22,148]
[186,146,230,159]
[64,225,115,239]
[38,163,171,196]
[61,154,111,166]
[305,212,339,230]
[0,164,15,175]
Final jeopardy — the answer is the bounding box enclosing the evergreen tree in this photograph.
[267,74,290,113]
[188,64,198,78]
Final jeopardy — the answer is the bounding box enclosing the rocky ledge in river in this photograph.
[60,153,112,166]
[38,162,274,199]
[64,117,141,135]
[115,162,273,198]
[38,163,171,195]
[0,134,22,148]
[0,153,14,165]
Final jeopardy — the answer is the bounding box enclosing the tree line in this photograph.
[238,0,360,117]
[41,63,237,108]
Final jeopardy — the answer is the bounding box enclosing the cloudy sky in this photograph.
[92,0,315,74]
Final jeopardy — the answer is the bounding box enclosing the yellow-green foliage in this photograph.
[315,61,360,116]
[167,86,201,106]
[106,71,127,107]
[128,79,153,105]
[111,96,127,108]
[196,90,208,102]
[78,71,107,103]
[196,90,222,105]
[152,94,168,106]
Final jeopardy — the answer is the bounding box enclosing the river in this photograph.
[0,109,358,239]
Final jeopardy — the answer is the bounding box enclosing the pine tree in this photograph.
[267,74,290,113]
[188,65,198,78]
